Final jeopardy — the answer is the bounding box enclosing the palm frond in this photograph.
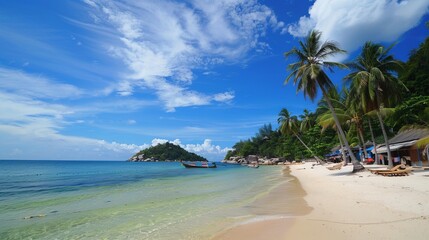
[416,136,429,148]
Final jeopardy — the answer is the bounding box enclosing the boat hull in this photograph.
[181,162,217,168]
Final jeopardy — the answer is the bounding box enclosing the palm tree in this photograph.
[278,108,322,163]
[299,109,314,132]
[345,89,369,159]
[366,118,380,164]
[284,30,364,172]
[345,42,406,167]
[317,88,352,164]
[317,109,348,164]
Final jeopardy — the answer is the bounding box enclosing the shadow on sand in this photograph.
[328,171,355,176]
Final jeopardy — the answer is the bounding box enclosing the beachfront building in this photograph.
[328,144,377,165]
[358,142,375,164]
[374,129,429,166]
[325,146,343,163]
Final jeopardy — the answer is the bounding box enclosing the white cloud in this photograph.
[213,91,235,102]
[288,0,429,58]
[0,90,199,160]
[83,0,97,8]
[150,138,170,146]
[0,66,231,160]
[0,68,83,99]
[0,91,69,131]
[0,90,146,159]
[183,139,231,154]
[0,129,150,160]
[83,0,284,111]
[0,89,231,160]
[288,16,315,37]
[154,79,212,112]
[150,138,181,146]
[96,140,148,153]
[74,98,156,114]
[0,69,152,160]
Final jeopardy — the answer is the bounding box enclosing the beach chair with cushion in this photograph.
[377,169,411,177]
[368,164,404,174]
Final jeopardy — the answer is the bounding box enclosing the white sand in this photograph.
[289,163,429,240]
[213,163,429,240]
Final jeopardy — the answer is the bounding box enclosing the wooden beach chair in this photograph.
[326,162,343,170]
[378,169,411,177]
[368,164,404,174]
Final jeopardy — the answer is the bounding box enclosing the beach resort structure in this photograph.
[325,129,429,167]
[374,129,429,166]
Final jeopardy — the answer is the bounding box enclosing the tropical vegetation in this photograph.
[225,29,429,167]
[278,108,323,163]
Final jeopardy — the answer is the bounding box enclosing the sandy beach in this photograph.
[213,163,429,240]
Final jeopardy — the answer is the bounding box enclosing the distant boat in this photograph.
[181,161,217,168]
[247,164,259,168]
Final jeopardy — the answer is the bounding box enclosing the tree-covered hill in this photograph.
[129,142,207,162]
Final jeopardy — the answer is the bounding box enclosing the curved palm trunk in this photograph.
[367,118,380,164]
[293,132,324,164]
[337,130,347,165]
[355,131,364,160]
[376,110,393,167]
[358,128,368,159]
[319,85,364,172]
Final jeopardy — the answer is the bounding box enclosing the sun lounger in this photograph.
[377,169,411,177]
[368,164,404,174]
[326,162,342,170]
[410,166,429,171]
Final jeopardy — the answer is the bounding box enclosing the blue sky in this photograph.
[0,0,428,161]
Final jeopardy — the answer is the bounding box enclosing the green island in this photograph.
[128,142,207,162]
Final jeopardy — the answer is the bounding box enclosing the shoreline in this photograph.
[212,162,429,240]
[211,166,311,240]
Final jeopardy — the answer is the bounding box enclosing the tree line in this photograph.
[226,28,429,172]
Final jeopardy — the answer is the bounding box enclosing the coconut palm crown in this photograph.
[284,30,347,100]
[345,42,405,112]
[277,108,299,135]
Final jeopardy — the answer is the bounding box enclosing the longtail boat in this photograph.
[181,161,217,168]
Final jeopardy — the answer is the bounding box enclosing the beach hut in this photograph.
[325,146,343,163]
[358,144,375,164]
[374,129,429,166]
[325,145,362,163]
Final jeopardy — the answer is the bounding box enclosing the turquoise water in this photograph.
[0,160,290,240]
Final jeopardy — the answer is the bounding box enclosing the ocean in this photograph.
[0,160,293,240]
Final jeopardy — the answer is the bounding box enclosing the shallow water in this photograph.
[0,160,293,239]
